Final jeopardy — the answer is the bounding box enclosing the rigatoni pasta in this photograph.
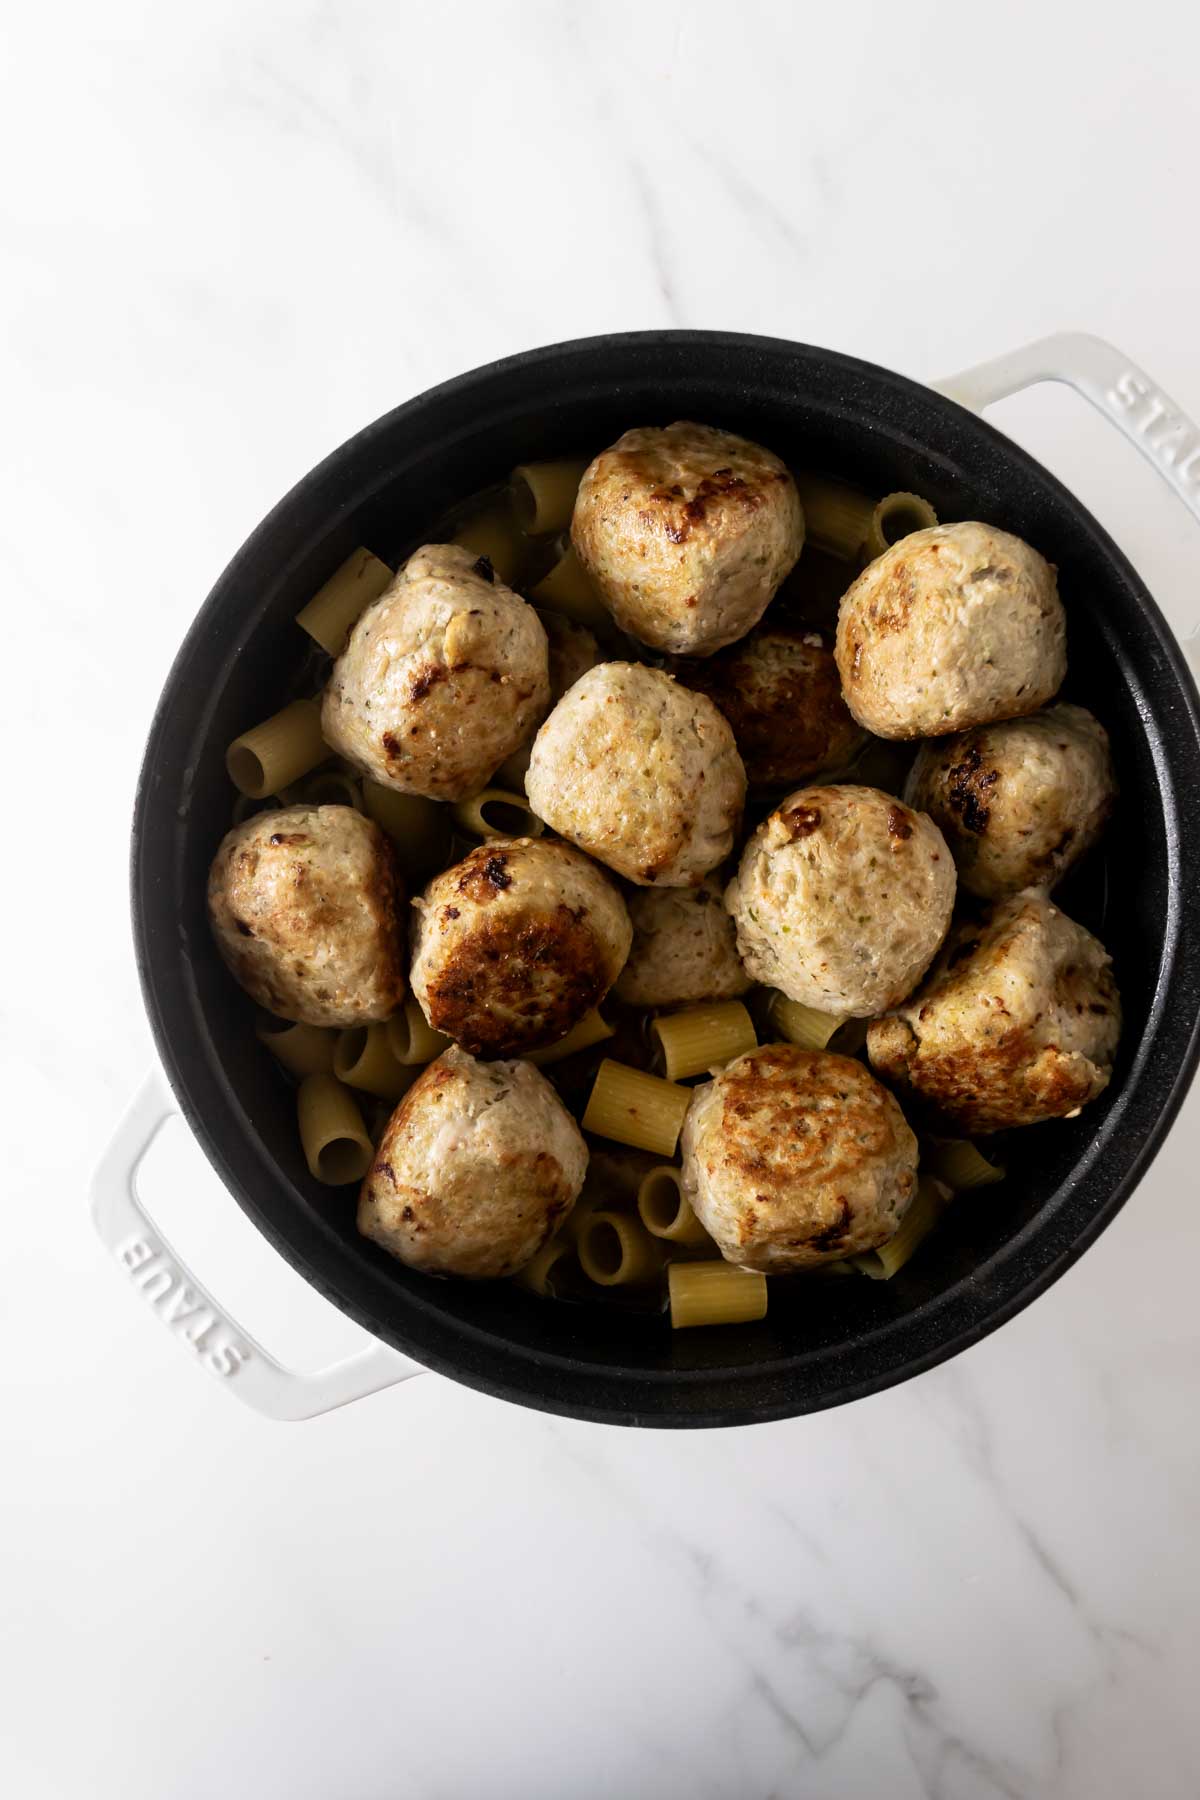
[514,1233,579,1297]
[576,1211,662,1287]
[510,458,590,535]
[792,474,875,560]
[256,1015,337,1078]
[296,1074,375,1186]
[668,1262,768,1329]
[523,1009,614,1067]
[295,546,394,656]
[861,491,938,564]
[451,787,545,841]
[768,993,847,1052]
[651,1000,756,1081]
[452,501,523,585]
[361,781,450,870]
[582,1060,691,1158]
[226,698,327,799]
[853,1176,949,1280]
[925,1140,1005,1190]
[529,542,611,631]
[333,1022,415,1101]
[386,998,451,1068]
[637,1167,712,1247]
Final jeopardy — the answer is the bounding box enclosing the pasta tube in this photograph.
[668,1262,768,1329]
[524,1009,614,1067]
[255,1015,336,1078]
[861,492,939,564]
[576,1211,663,1287]
[581,1060,691,1158]
[792,474,875,560]
[853,1175,950,1280]
[636,1167,712,1247]
[226,698,327,799]
[295,547,394,656]
[452,502,522,586]
[360,782,450,871]
[333,1023,416,1101]
[514,1234,579,1297]
[386,998,451,1068]
[768,993,847,1052]
[296,1074,375,1186]
[451,786,545,841]
[651,1000,756,1081]
[281,769,364,811]
[925,1140,1005,1190]
[510,458,591,535]
[529,542,611,631]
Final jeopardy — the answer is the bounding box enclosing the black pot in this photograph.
[132,331,1200,1427]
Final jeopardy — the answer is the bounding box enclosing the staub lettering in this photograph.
[1109,370,1200,485]
[117,1233,249,1377]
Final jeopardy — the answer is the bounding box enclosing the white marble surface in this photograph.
[3,4,1200,1795]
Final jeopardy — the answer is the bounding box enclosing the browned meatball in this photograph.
[207,805,406,1026]
[572,422,805,655]
[409,837,632,1056]
[867,888,1121,1132]
[677,627,866,787]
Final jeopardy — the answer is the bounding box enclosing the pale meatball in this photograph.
[613,876,750,1007]
[904,704,1115,899]
[572,422,805,655]
[526,662,746,886]
[321,543,550,801]
[681,1044,918,1272]
[358,1045,587,1279]
[867,888,1121,1133]
[725,784,955,1015]
[207,805,405,1026]
[410,836,632,1056]
[677,626,866,787]
[493,614,601,789]
[835,522,1066,739]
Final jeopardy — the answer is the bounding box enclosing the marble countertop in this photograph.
[4,4,1200,1795]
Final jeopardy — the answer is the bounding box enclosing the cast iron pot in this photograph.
[97,330,1200,1427]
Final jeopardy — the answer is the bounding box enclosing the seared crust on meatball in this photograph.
[207,805,406,1026]
[613,876,750,1007]
[358,1045,587,1278]
[321,543,550,801]
[410,837,632,1056]
[572,422,804,656]
[904,704,1115,899]
[725,784,955,1015]
[835,522,1066,739]
[526,662,746,886]
[867,888,1121,1133]
[681,1045,918,1272]
[677,626,866,787]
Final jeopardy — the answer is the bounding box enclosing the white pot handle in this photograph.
[90,1071,425,1420]
[934,331,1200,660]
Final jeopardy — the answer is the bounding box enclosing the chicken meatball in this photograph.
[681,1044,918,1272]
[358,1045,587,1278]
[725,784,955,1015]
[572,422,805,656]
[410,836,632,1057]
[677,626,866,787]
[321,543,550,801]
[904,704,1115,899]
[613,876,750,1007]
[543,611,600,698]
[867,888,1121,1133]
[207,805,406,1026]
[526,662,746,886]
[835,521,1066,739]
